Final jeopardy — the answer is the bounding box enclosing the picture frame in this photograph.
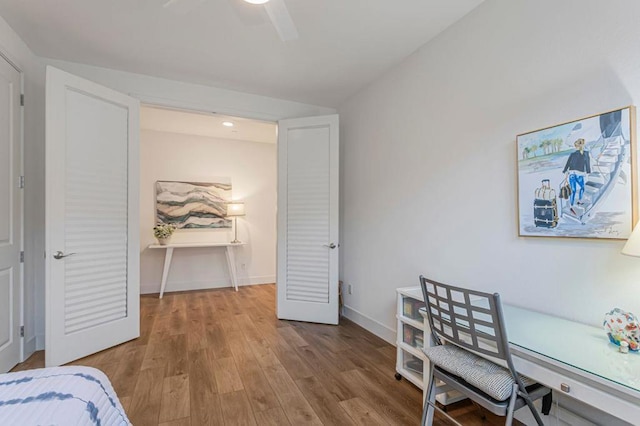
[517,106,637,240]
[155,180,232,229]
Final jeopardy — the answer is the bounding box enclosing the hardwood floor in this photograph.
[14,284,515,425]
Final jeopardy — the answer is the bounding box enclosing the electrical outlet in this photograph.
[348,284,353,295]
[241,263,246,270]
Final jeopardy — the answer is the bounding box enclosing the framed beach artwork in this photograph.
[156,180,232,229]
[517,106,637,240]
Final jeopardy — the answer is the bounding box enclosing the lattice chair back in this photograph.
[420,276,512,365]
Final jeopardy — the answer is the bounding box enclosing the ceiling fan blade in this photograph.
[163,0,205,15]
[264,0,299,42]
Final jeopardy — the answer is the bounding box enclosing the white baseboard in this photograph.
[237,275,275,286]
[140,275,275,295]
[23,336,36,361]
[342,304,396,344]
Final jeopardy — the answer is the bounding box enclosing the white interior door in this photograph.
[277,114,339,324]
[0,57,22,372]
[45,66,139,367]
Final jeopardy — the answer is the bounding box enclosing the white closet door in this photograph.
[277,114,339,325]
[0,57,22,372]
[45,66,140,367]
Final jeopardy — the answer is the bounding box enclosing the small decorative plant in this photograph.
[153,223,176,244]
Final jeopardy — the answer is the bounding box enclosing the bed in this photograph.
[0,366,130,425]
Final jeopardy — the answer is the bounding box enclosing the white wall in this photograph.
[140,129,276,293]
[0,15,45,356]
[339,0,640,340]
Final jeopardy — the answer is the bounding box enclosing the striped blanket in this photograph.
[0,366,130,425]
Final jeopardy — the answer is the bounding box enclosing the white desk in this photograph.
[148,242,246,298]
[503,304,640,425]
[413,288,640,424]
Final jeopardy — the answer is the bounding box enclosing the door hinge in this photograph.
[18,175,24,189]
[20,251,24,263]
[20,94,24,106]
[19,326,24,337]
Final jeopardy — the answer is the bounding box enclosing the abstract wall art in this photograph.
[517,106,637,239]
[156,180,232,229]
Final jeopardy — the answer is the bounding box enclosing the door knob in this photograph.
[53,251,76,260]
[323,243,337,249]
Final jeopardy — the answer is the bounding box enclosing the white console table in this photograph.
[148,242,246,298]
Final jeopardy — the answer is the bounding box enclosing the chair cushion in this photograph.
[423,344,536,401]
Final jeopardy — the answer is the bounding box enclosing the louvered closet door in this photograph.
[277,115,339,324]
[45,67,139,367]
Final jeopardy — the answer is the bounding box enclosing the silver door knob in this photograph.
[323,243,337,249]
[53,251,76,260]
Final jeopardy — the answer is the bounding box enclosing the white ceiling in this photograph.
[0,0,483,107]
[140,105,277,143]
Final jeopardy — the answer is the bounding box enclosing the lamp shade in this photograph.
[622,223,640,257]
[226,202,246,217]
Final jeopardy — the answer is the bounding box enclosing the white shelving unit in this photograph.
[395,286,463,406]
[395,286,428,389]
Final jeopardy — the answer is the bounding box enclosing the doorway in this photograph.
[43,67,339,366]
[138,105,278,296]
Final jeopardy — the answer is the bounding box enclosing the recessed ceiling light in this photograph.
[222,121,234,127]
[244,0,269,4]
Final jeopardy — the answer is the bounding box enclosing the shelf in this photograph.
[398,341,424,359]
[396,314,424,330]
[400,297,424,321]
[401,321,425,350]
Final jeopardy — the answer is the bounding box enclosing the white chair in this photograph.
[419,276,551,426]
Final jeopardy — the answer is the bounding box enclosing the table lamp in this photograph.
[622,223,640,257]
[226,202,246,244]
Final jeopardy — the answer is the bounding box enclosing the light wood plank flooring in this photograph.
[14,284,515,425]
